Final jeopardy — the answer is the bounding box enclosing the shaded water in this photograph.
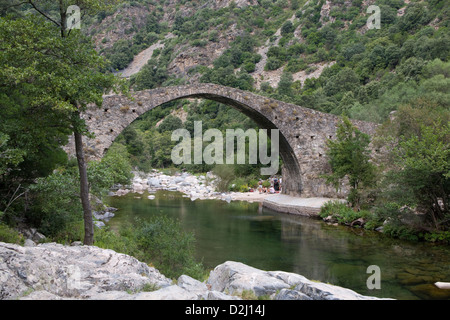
[107,190,450,300]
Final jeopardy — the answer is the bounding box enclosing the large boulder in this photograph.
[0,242,171,300]
[207,261,390,300]
[207,261,291,297]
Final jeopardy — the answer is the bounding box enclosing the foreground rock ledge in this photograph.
[0,242,391,300]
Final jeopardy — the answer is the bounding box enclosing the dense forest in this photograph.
[0,0,449,258]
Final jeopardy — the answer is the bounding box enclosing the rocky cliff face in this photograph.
[0,242,391,300]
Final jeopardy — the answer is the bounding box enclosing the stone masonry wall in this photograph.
[64,84,377,198]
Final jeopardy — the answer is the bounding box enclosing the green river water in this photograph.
[107,190,450,300]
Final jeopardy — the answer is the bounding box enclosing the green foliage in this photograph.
[134,215,205,279]
[324,68,359,97]
[107,39,135,70]
[0,133,25,175]
[423,231,450,244]
[132,59,168,90]
[28,170,82,237]
[277,71,294,97]
[320,200,357,223]
[94,224,141,257]
[94,216,207,280]
[157,114,183,133]
[393,122,450,230]
[382,223,420,242]
[101,143,134,186]
[212,164,236,192]
[281,20,294,35]
[324,117,376,207]
[88,144,133,196]
[0,223,24,244]
[27,145,132,238]
[373,100,450,237]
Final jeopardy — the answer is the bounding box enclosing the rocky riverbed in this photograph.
[112,170,271,202]
[0,241,391,300]
[92,170,272,228]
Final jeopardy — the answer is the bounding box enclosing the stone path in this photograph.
[262,194,346,217]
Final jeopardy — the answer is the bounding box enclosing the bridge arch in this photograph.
[64,83,377,197]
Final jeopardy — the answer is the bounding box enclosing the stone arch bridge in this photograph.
[64,83,377,198]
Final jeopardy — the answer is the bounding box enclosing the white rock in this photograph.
[275,289,312,300]
[177,275,208,299]
[207,261,290,297]
[207,261,391,300]
[0,242,172,300]
[94,221,105,228]
[132,285,198,300]
[207,290,241,300]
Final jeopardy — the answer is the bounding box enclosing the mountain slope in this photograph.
[85,0,448,124]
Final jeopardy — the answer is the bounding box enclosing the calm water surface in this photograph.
[107,190,450,300]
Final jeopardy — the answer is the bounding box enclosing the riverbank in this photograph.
[0,241,392,300]
[111,170,275,203]
[108,170,342,217]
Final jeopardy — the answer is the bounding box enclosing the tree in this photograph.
[0,133,25,176]
[5,0,126,245]
[324,117,376,207]
[133,59,168,90]
[158,115,183,133]
[281,20,294,35]
[376,103,450,231]
[393,122,449,230]
[278,71,293,97]
[324,67,359,97]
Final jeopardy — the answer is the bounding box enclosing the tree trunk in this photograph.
[73,114,94,245]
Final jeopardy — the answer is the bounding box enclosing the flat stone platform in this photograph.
[262,194,345,217]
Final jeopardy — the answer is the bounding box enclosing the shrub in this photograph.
[94,224,140,257]
[423,231,450,244]
[320,200,356,223]
[28,170,82,237]
[212,164,236,192]
[262,181,271,188]
[382,223,419,241]
[281,21,295,35]
[229,177,246,192]
[243,61,256,73]
[134,216,205,279]
[319,200,377,227]
[0,223,23,244]
[239,184,249,192]
[265,57,283,71]
[248,179,259,189]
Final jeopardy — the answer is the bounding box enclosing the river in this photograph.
[107,190,450,300]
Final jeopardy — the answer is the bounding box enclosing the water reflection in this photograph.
[107,190,450,300]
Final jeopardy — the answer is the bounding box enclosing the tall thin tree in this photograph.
[16,0,124,244]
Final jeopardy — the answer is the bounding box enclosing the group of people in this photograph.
[257,177,282,194]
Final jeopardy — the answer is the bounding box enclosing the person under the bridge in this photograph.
[258,179,263,194]
[269,186,275,194]
[274,178,280,192]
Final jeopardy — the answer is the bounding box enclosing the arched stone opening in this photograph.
[64,84,377,198]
